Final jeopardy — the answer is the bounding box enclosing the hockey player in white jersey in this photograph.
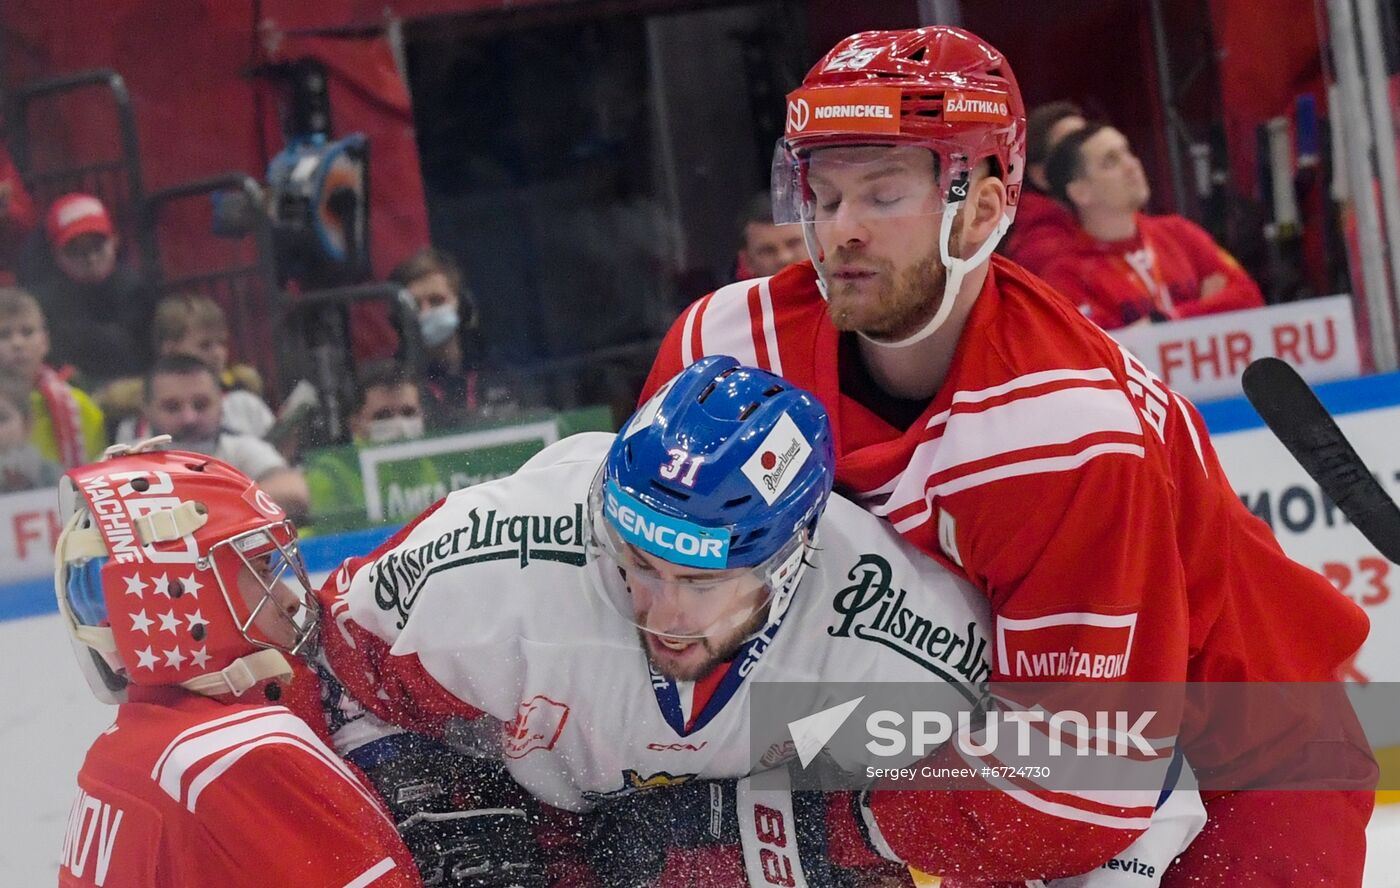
[320,356,1204,887]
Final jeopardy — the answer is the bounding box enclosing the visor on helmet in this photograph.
[583,466,809,640]
[771,140,972,227]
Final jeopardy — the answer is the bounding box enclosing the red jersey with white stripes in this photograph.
[59,686,418,888]
[641,255,1372,881]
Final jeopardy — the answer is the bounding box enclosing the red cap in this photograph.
[46,194,114,248]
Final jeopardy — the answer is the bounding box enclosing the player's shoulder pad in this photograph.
[801,496,993,688]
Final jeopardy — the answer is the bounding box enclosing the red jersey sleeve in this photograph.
[318,498,487,736]
[159,712,420,887]
[857,343,1203,881]
[861,450,1178,880]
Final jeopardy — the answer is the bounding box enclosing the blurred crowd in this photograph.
[0,90,1272,524]
[0,131,524,522]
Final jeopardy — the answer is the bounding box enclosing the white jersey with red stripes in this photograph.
[639,257,1369,881]
[319,433,1203,886]
[60,686,418,888]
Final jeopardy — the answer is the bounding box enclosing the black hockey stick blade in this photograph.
[1241,357,1400,564]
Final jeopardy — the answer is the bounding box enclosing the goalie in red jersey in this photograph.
[52,442,422,888]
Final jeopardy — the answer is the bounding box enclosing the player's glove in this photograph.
[349,733,547,888]
[581,768,910,888]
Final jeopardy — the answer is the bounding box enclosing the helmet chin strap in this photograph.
[801,219,829,300]
[180,648,296,698]
[858,200,1011,349]
[760,528,817,633]
[802,180,1012,350]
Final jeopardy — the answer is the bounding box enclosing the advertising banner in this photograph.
[0,487,61,586]
[1112,294,1360,401]
[304,407,613,532]
[1210,402,1400,684]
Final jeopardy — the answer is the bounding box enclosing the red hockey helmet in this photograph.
[772,28,1027,344]
[55,442,318,702]
[774,26,1025,221]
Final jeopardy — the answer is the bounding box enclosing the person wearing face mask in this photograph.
[141,353,309,521]
[302,361,436,532]
[348,361,426,445]
[389,248,515,431]
[20,193,153,386]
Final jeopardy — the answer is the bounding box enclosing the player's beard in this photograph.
[825,213,961,342]
[637,604,769,682]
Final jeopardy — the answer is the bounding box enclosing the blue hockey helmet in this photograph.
[585,356,835,637]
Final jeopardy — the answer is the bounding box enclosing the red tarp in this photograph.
[1209,0,1325,200]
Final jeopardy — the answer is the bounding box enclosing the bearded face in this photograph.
[615,542,774,681]
[806,146,960,341]
[635,603,768,681]
[823,223,961,341]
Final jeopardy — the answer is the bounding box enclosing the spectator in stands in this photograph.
[154,294,275,437]
[20,193,151,384]
[142,354,308,520]
[734,192,806,279]
[0,139,36,284]
[1001,101,1085,277]
[348,361,425,445]
[0,287,104,467]
[1042,122,1265,330]
[390,247,514,430]
[104,294,278,446]
[0,370,62,492]
[304,361,431,531]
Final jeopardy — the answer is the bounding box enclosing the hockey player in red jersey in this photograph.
[641,26,1375,886]
[52,441,422,887]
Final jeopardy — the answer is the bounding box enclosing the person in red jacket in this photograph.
[642,26,1374,886]
[53,442,422,887]
[1000,100,1084,276]
[1041,122,1265,329]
